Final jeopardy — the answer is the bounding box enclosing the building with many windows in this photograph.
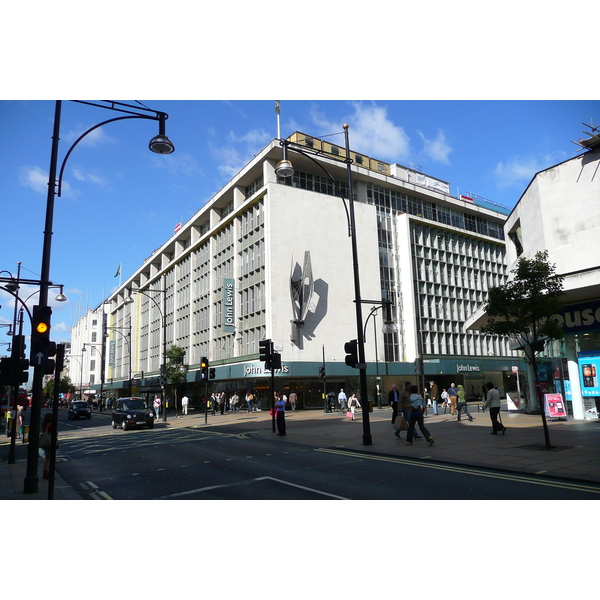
[72,130,524,409]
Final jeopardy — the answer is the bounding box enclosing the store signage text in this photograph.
[244,364,289,376]
[551,300,600,334]
[223,279,235,332]
[456,364,480,373]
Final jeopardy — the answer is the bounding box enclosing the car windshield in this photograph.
[72,402,87,408]
[123,400,146,411]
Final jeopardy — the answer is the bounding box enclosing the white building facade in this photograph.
[498,132,600,420]
[76,131,523,408]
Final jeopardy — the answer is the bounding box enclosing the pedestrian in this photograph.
[211,392,218,416]
[456,384,474,422]
[400,381,421,439]
[246,391,253,413]
[40,412,54,479]
[289,391,297,412]
[484,382,506,435]
[388,384,400,425]
[429,380,439,415]
[230,393,239,413]
[348,393,361,420]
[275,393,286,435]
[327,391,336,413]
[153,396,161,420]
[447,382,459,416]
[181,395,189,416]
[440,388,449,408]
[338,388,347,412]
[405,385,434,446]
[219,392,226,415]
[16,405,23,439]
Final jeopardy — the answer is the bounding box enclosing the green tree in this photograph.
[481,250,564,448]
[165,345,187,417]
[43,375,76,402]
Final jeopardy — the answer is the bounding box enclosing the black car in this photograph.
[111,397,155,431]
[68,401,92,420]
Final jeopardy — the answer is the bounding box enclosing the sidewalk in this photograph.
[3,405,600,499]
[0,439,81,500]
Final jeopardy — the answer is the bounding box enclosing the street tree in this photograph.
[481,250,565,449]
[166,345,187,417]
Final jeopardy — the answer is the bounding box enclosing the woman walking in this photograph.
[348,393,361,420]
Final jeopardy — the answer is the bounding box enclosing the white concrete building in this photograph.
[74,130,522,408]
[470,127,600,419]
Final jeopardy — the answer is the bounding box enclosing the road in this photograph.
[52,409,600,500]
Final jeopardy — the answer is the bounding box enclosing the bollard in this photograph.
[22,425,29,444]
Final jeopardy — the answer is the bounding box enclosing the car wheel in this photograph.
[122,420,128,431]
[147,421,154,429]
[112,420,117,429]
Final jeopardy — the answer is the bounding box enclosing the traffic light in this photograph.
[200,357,209,380]
[209,367,216,379]
[344,339,358,368]
[11,335,29,384]
[0,357,13,386]
[271,352,281,371]
[30,305,56,374]
[259,339,272,370]
[414,357,424,375]
[319,365,326,380]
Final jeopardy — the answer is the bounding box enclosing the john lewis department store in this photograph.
[79,131,525,407]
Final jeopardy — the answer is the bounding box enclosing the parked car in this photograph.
[111,397,155,431]
[68,401,92,420]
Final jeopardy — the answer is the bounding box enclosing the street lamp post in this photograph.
[105,323,132,398]
[24,100,174,494]
[125,277,167,422]
[363,299,398,410]
[277,125,374,445]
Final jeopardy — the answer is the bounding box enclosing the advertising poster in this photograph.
[544,393,567,419]
[506,393,520,411]
[578,351,600,396]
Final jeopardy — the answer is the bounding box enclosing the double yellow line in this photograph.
[315,448,600,495]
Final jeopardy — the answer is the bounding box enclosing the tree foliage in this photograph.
[481,250,565,448]
[481,250,565,362]
[165,345,187,415]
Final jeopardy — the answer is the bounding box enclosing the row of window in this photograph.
[369,183,505,240]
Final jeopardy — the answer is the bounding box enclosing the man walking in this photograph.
[181,395,189,416]
[338,388,347,412]
[388,384,400,424]
[429,380,439,415]
[484,382,506,435]
[447,382,459,416]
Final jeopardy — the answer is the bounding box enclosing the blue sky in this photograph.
[1,99,598,347]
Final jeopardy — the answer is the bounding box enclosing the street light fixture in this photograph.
[276,124,374,445]
[125,279,168,422]
[25,100,174,494]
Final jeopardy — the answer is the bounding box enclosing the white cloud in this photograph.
[19,164,74,197]
[62,124,115,148]
[212,128,271,179]
[72,166,109,188]
[306,102,411,163]
[494,156,543,189]
[19,165,48,193]
[417,129,452,164]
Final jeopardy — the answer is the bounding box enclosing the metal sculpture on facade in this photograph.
[290,251,314,343]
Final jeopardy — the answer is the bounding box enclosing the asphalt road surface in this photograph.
[54,411,600,500]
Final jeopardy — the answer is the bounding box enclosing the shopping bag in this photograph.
[394,415,408,431]
[346,411,353,418]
